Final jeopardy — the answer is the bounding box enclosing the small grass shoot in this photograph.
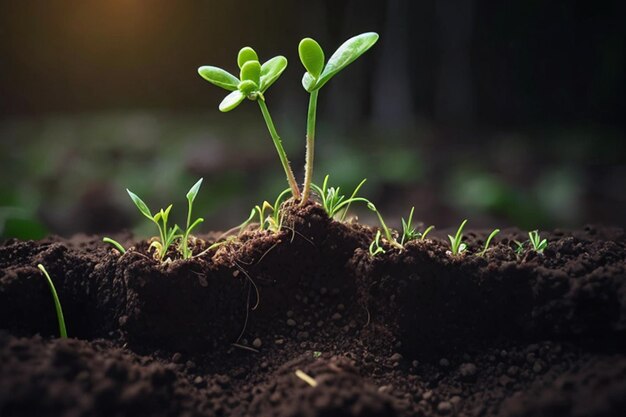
[528,230,548,254]
[37,264,67,339]
[367,203,403,250]
[369,230,386,256]
[311,175,370,220]
[448,219,468,255]
[400,207,435,245]
[102,237,126,254]
[240,188,291,233]
[179,178,205,259]
[478,229,500,256]
[127,189,181,261]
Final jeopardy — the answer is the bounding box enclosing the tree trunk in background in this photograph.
[373,0,413,130]
[435,0,474,125]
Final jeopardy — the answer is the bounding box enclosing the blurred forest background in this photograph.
[0,0,624,239]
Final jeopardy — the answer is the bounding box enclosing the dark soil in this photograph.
[1,202,625,417]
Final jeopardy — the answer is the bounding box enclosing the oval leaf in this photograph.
[219,90,245,112]
[197,66,240,91]
[240,60,261,86]
[299,38,325,78]
[126,189,152,220]
[237,47,258,69]
[186,178,203,203]
[259,56,288,92]
[313,32,379,91]
[301,72,316,92]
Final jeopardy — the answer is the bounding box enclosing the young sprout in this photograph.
[127,189,180,261]
[179,178,205,259]
[311,175,371,220]
[448,219,468,255]
[102,237,126,254]
[37,264,67,339]
[299,33,379,205]
[528,230,548,254]
[198,49,300,198]
[367,203,403,249]
[478,229,500,257]
[369,230,386,256]
[513,240,526,256]
[239,188,291,233]
[400,207,435,245]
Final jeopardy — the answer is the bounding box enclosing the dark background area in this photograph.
[0,0,624,239]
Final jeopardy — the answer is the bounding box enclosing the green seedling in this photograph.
[369,230,386,256]
[37,264,67,339]
[240,188,291,233]
[528,230,548,254]
[448,219,468,255]
[311,175,371,220]
[179,178,205,259]
[478,229,500,256]
[400,207,435,245]
[198,49,300,198]
[299,33,379,204]
[513,240,526,256]
[127,189,181,261]
[102,237,126,254]
[367,203,403,250]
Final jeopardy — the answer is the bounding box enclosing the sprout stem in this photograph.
[257,99,301,199]
[301,90,318,205]
[37,264,68,339]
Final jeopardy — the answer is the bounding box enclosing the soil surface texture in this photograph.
[1,202,625,417]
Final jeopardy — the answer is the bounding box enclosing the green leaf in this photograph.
[186,178,203,203]
[162,204,173,222]
[301,72,316,92]
[299,38,325,78]
[126,189,152,220]
[198,66,240,91]
[240,60,261,86]
[237,47,258,69]
[187,218,204,234]
[259,56,287,92]
[219,90,245,112]
[312,32,379,91]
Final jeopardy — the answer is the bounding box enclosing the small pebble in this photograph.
[252,338,262,349]
[378,385,392,394]
[287,319,296,327]
[437,401,453,414]
[439,358,450,367]
[459,363,477,380]
[331,313,342,321]
[390,353,403,363]
[171,352,182,363]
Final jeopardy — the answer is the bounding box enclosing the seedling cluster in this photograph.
[98,31,550,263]
[103,179,213,262]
